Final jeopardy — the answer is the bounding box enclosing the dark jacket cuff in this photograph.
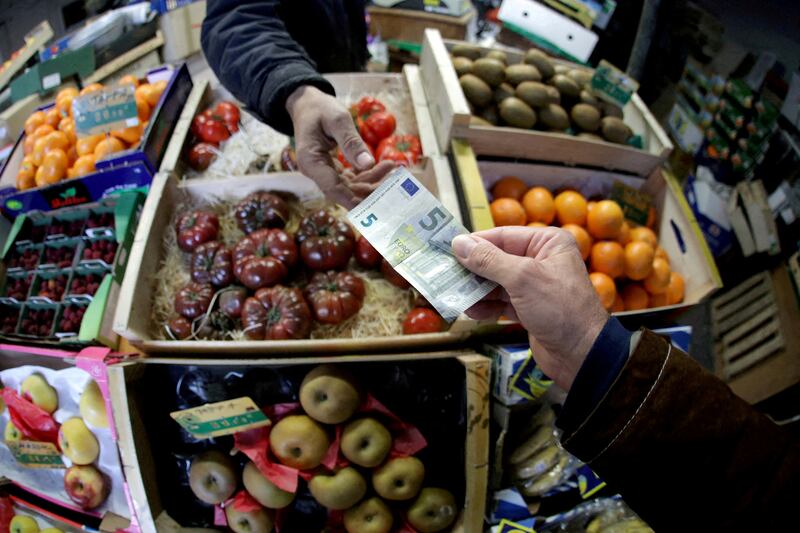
[257,62,335,135]
[557,317,632,434]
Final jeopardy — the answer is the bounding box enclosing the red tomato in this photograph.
[191,110,212,138]
[295,210,355,271]
[197,118,230,145]
[376,134,422,166]
[402,307,444,335]
[234,191,290,234]
[187,143,217,171]
[232,229,298,290]
[214,101,240,132]
[241,286,312,340]
[350,96,386,118]
[174,282,214,319]
[175,210,220,252]
[304,271,366,324]
[381,259,410,289]
[355,236,381,269]
[190,241,233,287]
[357,111,396,147]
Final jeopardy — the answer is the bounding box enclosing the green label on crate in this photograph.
[171,397,270,439]
[73,85,139,136]
[591,60,639,107]
[9,440,65,469]
[610,181,652,226]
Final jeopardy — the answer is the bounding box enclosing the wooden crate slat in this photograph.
[725,334,785,378]
[715,294,776,336]
[712,271,769,310]
[720,304,778,347]
[713,279,771,323]
[723,318,781,361]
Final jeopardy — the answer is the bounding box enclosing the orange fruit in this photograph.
[23,134,37,155]
[59,118,77,144]
[610,293,625,313]
[32,124,55,139]
[654,246,670,264]
[80,83,104,96]
[623,241,655,281]
[646,205,657,228]
[147,80,168,107]
[76,134,104,156]
[649,292,668,308]
[492,176,528,201]
[34,166,48,187]
[643,257,670,295]
[94,136,126,160]
[41,131,70,153]
[56,93,75,118]
[590,241,624,278]
[56,87,79,101]
[71,154,96,178]
[589,272,616,310]
[630,226,657,247]
[554,190,588,226]
[32,137,48,165]
[135,94,151,122]
[42,148,68,172]
[67,145,78,166]
[20,155,36,175]
[16,160,36,190]
[522,187,555,224]
[666,272,685,305]
[111,124,143,145]
[527,222,547,227]
[117,74,140,88]
[587,200,597,213]
[44,107,61,128]
[491,198,526,226]
[24,111,46,135]
[562,223,592,260]
[617,221,631,245]
[586,200,623,239]
[621,284,649,311]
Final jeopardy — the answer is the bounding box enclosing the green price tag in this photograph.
[591,60,639,107]
[73,85,139,136]
[171,397,270,439]
[9,440,66,469]
[610,181,652,226]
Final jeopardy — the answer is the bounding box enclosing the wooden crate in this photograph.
[712,267,800,403]
[367,6,476,43]
[108,351,490,533]
[420,30,673,177]
[452,143,721,315]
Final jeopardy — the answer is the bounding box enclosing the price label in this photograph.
[42,72,61,91]
[591,60,639,107]
[9,440,65,469]
[497,519,536,533]
[610,181,652,226]
[73,85,139,136]
[171,397,270,439]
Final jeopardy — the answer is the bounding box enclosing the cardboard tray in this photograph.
[108,350,489,533]
[0,64,193,217]
[420,29,673,177]
[452,142,721,316]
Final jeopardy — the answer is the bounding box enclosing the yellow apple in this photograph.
[343,497,392,533]
[188,450,237,505]
[5,421,22,443]
[58,417,99,465]
[269,415,329,470]
[79,380,108,429]
[40,528,65,533]
[9,515,39,533]
[225,503,273,533]
[308,467,367,510]
[373,456,425,501]
[242,461,294,509]
[64,464,110,510]
[407,488,457,533]
[340,417,391,467]
[20,374,58,414]
[299,365,362,424]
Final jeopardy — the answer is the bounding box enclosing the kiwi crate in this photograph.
[420,30,673,177]
[108,351,490,533]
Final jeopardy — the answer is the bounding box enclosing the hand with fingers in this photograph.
[451,226,609,391]
[286,85,395,207]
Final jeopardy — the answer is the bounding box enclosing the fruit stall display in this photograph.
[0,192,143,348]
[419,30,673,177]
[0,65,192,217]
[108,352,489,533]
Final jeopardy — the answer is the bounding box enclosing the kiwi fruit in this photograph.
[554,64,570,75]
[471,115,493,127]
[471,58,505,87]
[486,50,508,64]
[579,90,600,108]
[567,69,593,87]
[577,132,604,141]
[545,86,561,104]
[505,64,541,85]
[515,81,554,108]
[601,102,624,119]
[524,49,556,79]
[601,116,632,144]
[550,74,581,98]
[452,44,482,60]
[499,97,537,129]
[539,104,570,130]
[460,74,492,108]
[452,56,473,77]
[571,103,602,132]
[479,105,500,126]
[494,82,516,104]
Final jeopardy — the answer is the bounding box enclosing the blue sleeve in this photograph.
[556,317,632,433]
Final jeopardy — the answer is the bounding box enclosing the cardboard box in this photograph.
[10,48,95,103]
[159,1,206,62]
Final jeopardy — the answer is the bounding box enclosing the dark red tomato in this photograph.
[214,101,240,132]
[241,286,312,340]
[304,271,365,324]
[174,282,214,319]
[376,135,422,166]
[168,316,193,339]
[234,191,290,234]
[357,111,396,147]
[350,96,385,118]
[191,241,233,287]
[197,117,230,145]
[219,287,248,318]
[188,142,217,171]
[336,143,374,169]
[232,229,297,290]
[175,210,219,252]
[295,210,355,271]
[355,236,381,269]
[402,307,444,335]
[381,259,410,289]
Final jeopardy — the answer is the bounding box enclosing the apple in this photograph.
[299,365,362,424]
[340,417,391,468]
[40,528,65,533]
[225,502,274,533]
[269,415,329,470]
[308,467,367,510]
[0,384,5,413]
[64,464,110,510]
[343,497,393,533]
[188,450,237,504]
[372,456,425,501]
[407,488,457,533]
[242,461,294,509]
[58,417,99,465]
[5,420,22,443]
[9,515,39,533]
[20,373,58,413]
[79,380,108,429]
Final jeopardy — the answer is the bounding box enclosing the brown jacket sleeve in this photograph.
[560,329,799,530]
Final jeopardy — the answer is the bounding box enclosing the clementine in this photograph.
[24,111,46,135]
[94,136,126,160]
[623,241,655,281]
[554,190,588,226]
[527,222,547,227]
[522,187,555,224]
[610,293,625,313]
[44,107,61,128]
[492,176,528,201]
[586,200,623,239]
[617,221,631,245]
[621,284,649,311]
[630,226,657,247]
[589,272,616,310]
[491,198,526,226]
[76,134,104,156]
[117,74,140,88]
[71,154,96,178]
[562,223,592,260]
[643,258,670,295]
[111,124,143,145]
[80,83,104,96]
[666,272,685,305]
[590,241,624,278]
[649,292,668,308]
